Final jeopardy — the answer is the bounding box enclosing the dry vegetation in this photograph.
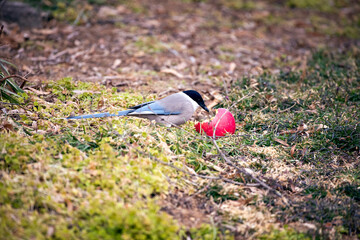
[0,0,359,239]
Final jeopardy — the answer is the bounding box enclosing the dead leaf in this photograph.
[316,124,329,131]
[305,109,317,114]
[236,122,245,128]
[65,198,73,212]
[207,90,224,109]
[174,62,187,70]
[279,129,297,135]
[97,6,118,18]
[249,66,264,76]
[161,68,184,78]
[303,223,317,230]
[296,123,307,132]
[308,103,316,110]
[6,109,20,115]
[290,183,296,192]
[98,98,104,109]
[31,121,38,130]
[301,147,308,158]
[0,121,15,132]
[29,56,48,62]
[239,197,255,205]
[290,145,296,158]
[25,87,51,95]
[249,78,259,88]
[116,5,128,13]
[46,226,55,237]
[111,59,122,69]
[324,222,332,228]
[22,65,33,73]
[32,28,58,35]
[72,90,101,95]
[297,125,304,132]
[36,130,47,135]
[143,19,160,28]
[228,62,236,74]
[300,58,307,80]
[265,94,277,103]
[274,138,289,147]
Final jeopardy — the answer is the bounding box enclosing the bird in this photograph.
[67,90,209,126]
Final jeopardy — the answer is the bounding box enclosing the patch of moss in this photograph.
[260,226,311,240]
[0,133,55,172]
[72,201,179,240]
[287,0,335,12]
[133,36,166,54]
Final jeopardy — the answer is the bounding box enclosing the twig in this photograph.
[135,148,260,187]
[19,79,27,89]
[211,138,282,197]
[0,101,20,105]
[228,92,256,111]
[0,74,28,83]
[73,8,84,26]
[189,180,213,198]
[278,103,297,113]
[208,92,283,197]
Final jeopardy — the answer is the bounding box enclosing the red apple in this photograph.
[195,121,213,136]
[195,108,236,138]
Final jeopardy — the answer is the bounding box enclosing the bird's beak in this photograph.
[202,105,210,112]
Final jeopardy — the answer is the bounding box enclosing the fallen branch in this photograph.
[0,74,29,83]
[0,74,29,90]
[211,138,282,197]
[135,148,260,188]
[278,102,297,113]
[228,92,256,111]
[0,101,20,105]
[207,91,282,196]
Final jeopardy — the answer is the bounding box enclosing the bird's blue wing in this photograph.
[129,101,181,115]
[67,100,181,120]
[67,109,133,119]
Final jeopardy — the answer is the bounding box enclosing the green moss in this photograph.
[185,223,234,240]
[222,0,257,10]
[133,36,166,54]
[0,133,54,172]
[218,53,235,62]
[73,201,179,240]
[259,226,311,240]
[287,0,335,12]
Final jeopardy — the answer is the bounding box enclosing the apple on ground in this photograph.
[195,108,236,138]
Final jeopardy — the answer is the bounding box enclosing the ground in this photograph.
[0,0,359,239]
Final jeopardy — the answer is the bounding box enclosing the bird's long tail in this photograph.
[67,110,133,120]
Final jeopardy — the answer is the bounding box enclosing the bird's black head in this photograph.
[183,90,209,112]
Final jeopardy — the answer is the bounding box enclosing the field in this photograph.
[0,0,359,239]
